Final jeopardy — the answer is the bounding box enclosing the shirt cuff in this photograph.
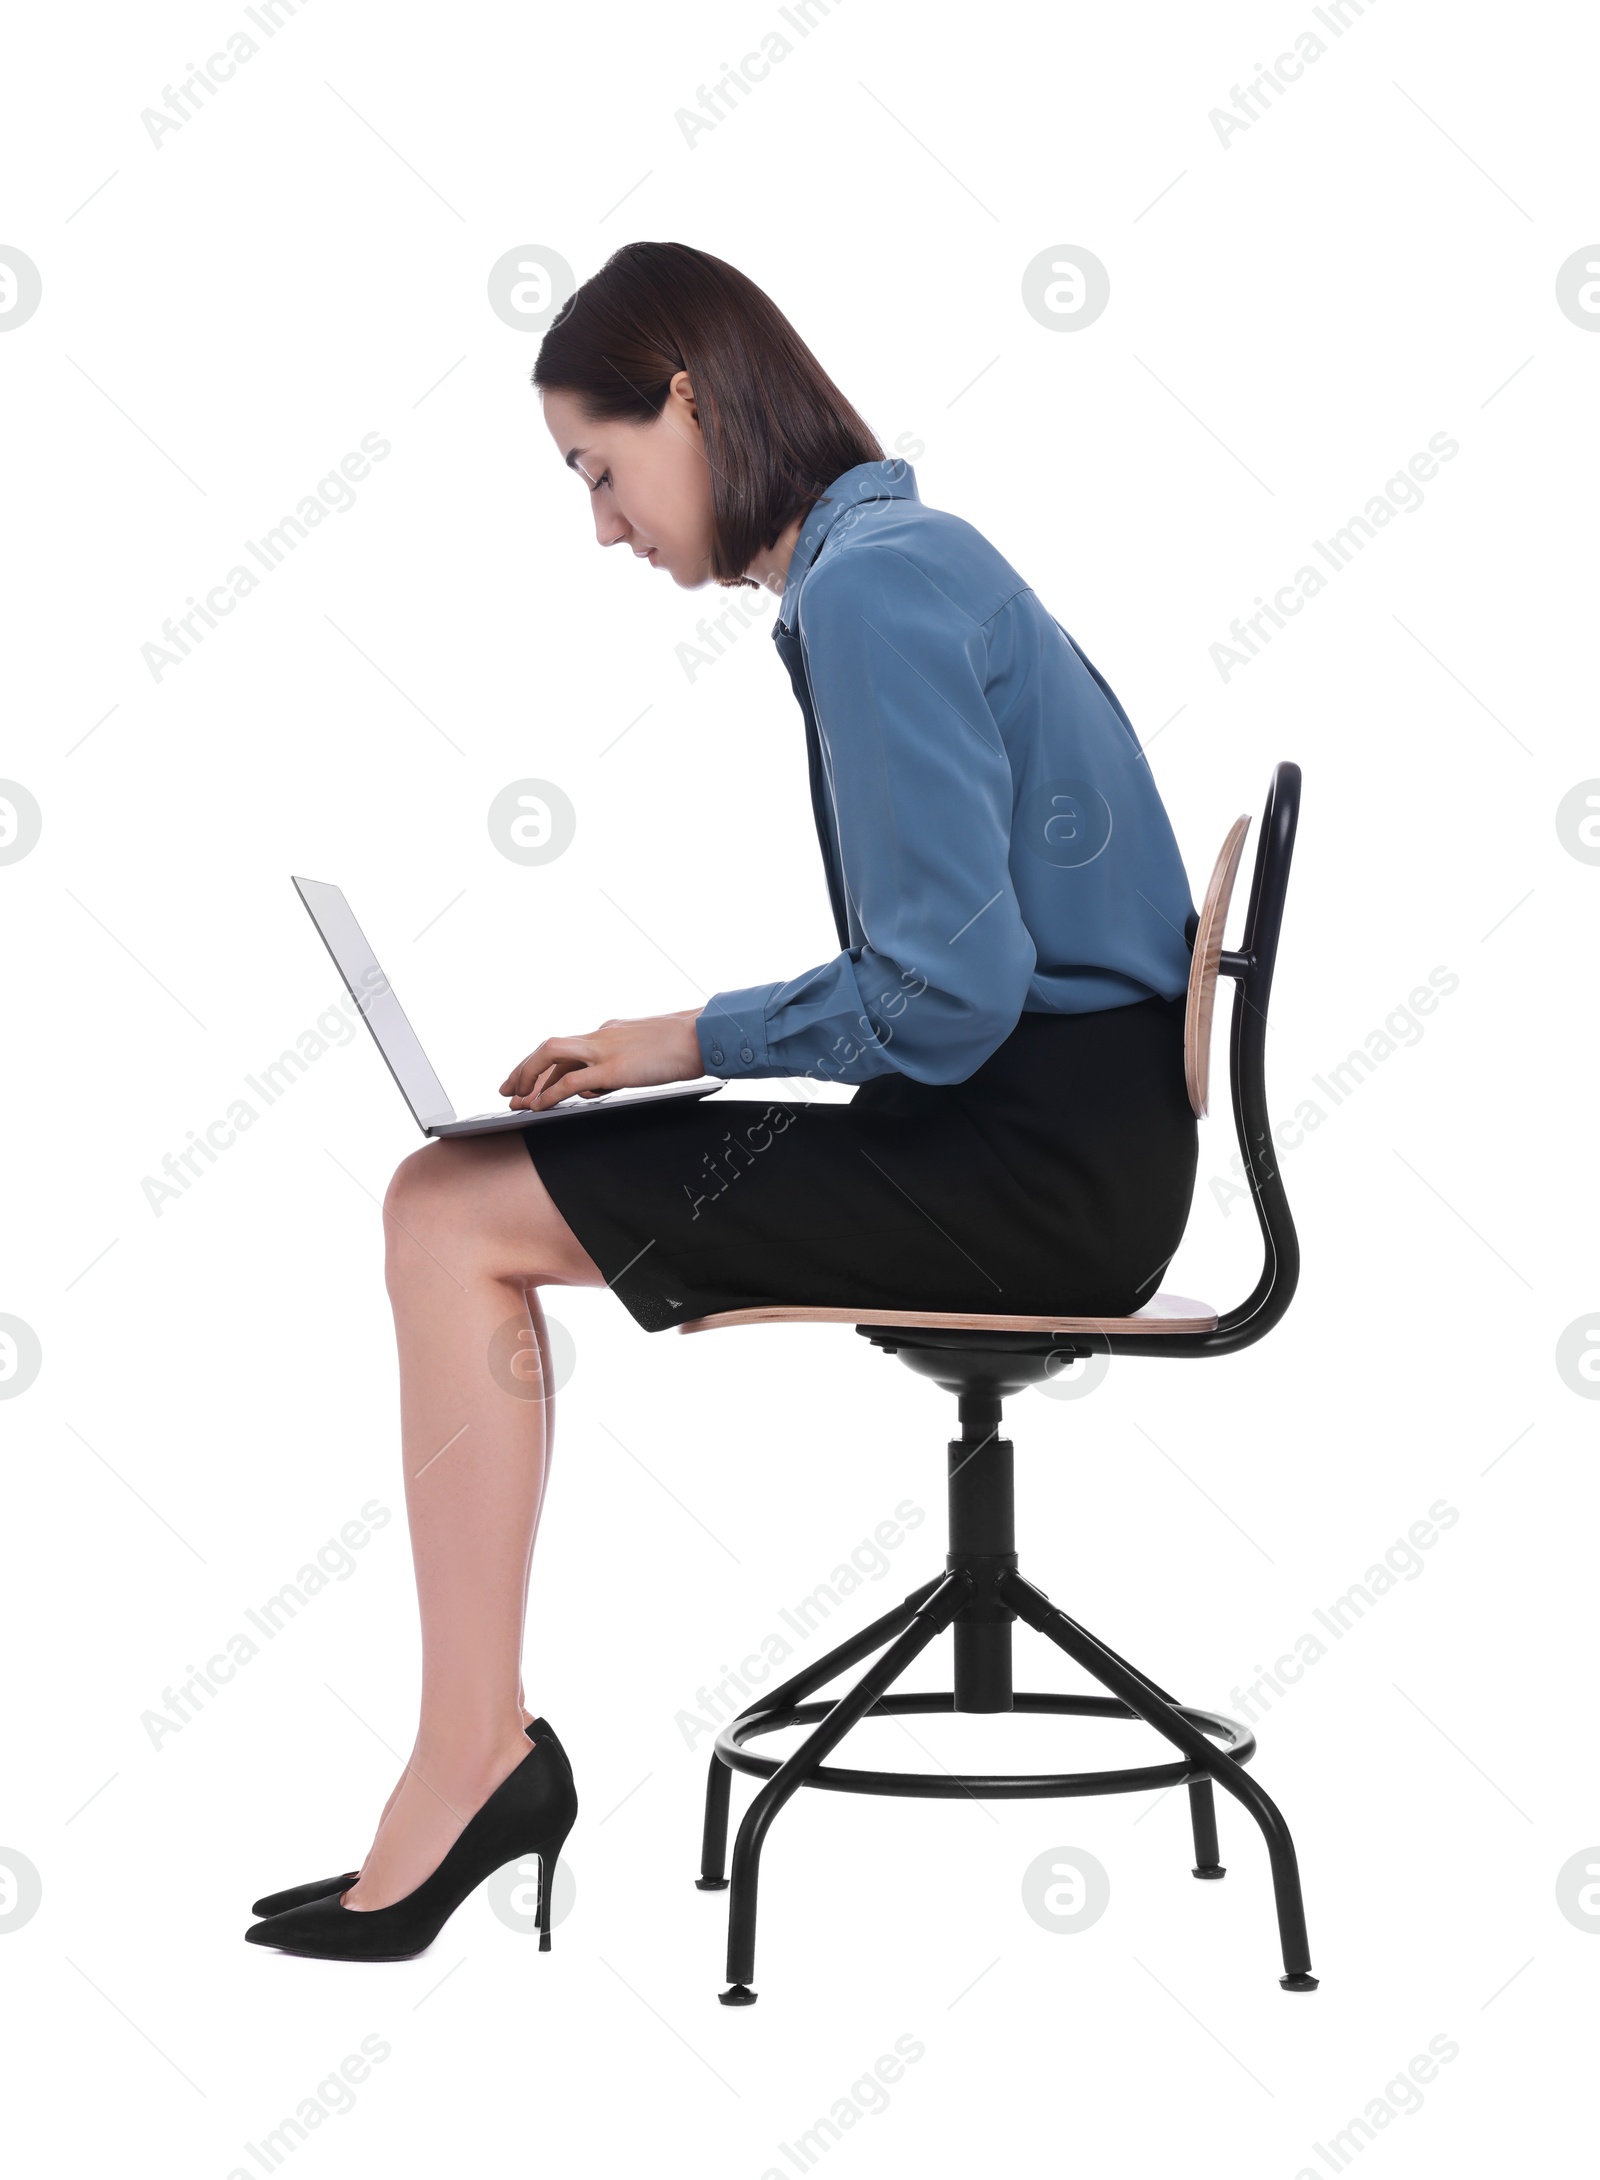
[695,985,774,1078]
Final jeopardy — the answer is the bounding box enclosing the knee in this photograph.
[383,1144,468,1289]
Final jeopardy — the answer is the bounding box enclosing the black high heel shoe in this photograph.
[245,1723,576,1960]
[250,1719,554,1919]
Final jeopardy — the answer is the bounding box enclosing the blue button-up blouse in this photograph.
[694,458,1196,1088]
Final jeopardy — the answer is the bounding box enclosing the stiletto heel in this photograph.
[536,1825,573,1952]
[245,1722,577,1961]
[250,1718,553,1919]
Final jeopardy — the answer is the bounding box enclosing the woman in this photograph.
[244,241,1199,1961]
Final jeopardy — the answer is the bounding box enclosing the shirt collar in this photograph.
[772,457,921,636]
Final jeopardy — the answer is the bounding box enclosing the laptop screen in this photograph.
[292,878,455,1131]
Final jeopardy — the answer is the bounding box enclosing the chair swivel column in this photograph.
[948,1389,1017,1713]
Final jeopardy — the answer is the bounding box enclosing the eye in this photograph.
[587,467,612,495]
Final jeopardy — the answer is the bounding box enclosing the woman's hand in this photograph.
[499,1007,707,1111]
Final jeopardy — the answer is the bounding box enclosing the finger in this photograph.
[500,1039,594,1098]
[520,1063,609,1111]
[509,1065,572,1110]
[505,1069,552,1106]
[506,1060,571,1109]
[500,1055,555,1097]
[513,1057,618,1111]
[520,1064,558,1106]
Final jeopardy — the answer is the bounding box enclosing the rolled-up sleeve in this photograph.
[694,547,1036,1087]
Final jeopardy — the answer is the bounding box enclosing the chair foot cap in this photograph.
[1279,1972,1319,1992]
[1192,1865,1227,1880]
[695,1877,730,1891]
[719,1983,758,2007]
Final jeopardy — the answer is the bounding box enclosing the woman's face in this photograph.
[541,373,715,588]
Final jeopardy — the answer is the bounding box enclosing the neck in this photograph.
[743,512,805,598]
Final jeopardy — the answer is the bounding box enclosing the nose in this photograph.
[593,505,632,549]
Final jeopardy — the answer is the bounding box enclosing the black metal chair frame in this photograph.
[695,762,1315,2005]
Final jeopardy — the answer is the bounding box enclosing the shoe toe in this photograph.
[251,1872,358,1918]
[244,1893,352,1955]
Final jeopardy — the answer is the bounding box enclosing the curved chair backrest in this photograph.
[1214,759,1301,1348]
[1102,759,1303,1360]
[1184,815,1250,1118]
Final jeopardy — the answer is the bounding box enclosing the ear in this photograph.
[667,368,700,426]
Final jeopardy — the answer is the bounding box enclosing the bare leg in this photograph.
[353,1305,548,1871]
[341,1133,606,1911]
[513,1296,558,1728]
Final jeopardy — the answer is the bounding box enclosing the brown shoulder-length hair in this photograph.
[532,241,883,589]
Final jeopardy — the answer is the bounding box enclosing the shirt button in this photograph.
[709,1044,725,1066]
[740,1043,754,1063]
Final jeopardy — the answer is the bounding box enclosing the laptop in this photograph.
[292,876,725,1137]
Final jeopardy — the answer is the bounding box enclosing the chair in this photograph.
[677,761,1313,2004]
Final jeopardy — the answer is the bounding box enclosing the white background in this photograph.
[1,1,1595,2172]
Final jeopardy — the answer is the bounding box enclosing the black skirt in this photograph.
[522,995,1198,1333]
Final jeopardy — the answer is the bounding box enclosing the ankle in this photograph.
[409,1728,533,1792]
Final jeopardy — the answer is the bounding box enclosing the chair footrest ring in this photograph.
[713,1690,1254,1801]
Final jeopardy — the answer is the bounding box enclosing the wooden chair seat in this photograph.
[678,1291,1217,1336]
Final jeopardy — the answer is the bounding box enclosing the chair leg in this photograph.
[695,1755,732,1890]
[1004,1600,1228,1881]
[1188,1780,1226,1879]
[718,1572,969,2005]
[694,1574,944,1890]
[999,1571,1317,1991]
